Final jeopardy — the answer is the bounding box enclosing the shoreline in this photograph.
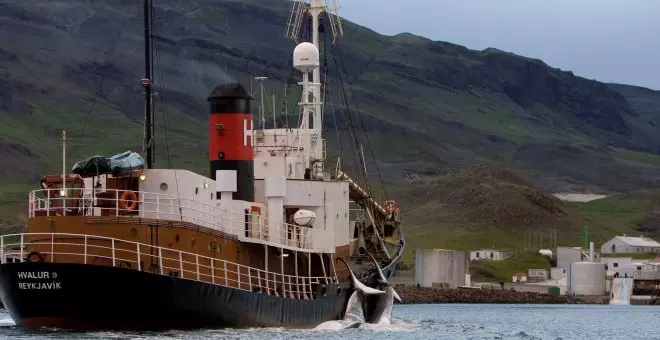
[395,286,591,304]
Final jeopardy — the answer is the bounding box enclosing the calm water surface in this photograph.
[0,304,658,339]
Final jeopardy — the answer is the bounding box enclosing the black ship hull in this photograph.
[0,262,351,330]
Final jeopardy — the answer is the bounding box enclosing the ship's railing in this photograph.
[0,233,335,300]
[28,189,320,252]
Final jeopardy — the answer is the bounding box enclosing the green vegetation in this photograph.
[4,0,660,257]
[400,173,660,265]
[601,253,659,259]
[470,252,552,283]
[0,182,33,232]
[564,197,651,247]
[612,147,660,166]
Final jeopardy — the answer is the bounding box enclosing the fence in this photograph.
[29,188,320,251]
[1,233,335,300]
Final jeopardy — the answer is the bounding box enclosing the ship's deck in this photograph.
[29,188,328,253]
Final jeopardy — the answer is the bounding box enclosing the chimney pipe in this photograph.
[207,83,255,201]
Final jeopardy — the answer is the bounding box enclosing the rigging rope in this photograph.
[321,19,344,164]
[72,0,135,159]
[328,40,371,195]
[332,42,389,201]
[151,2,185,225]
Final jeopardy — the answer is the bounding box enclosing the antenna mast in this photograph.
[142,0,154,168]
[255,76,268,129]
[285,0,344,172]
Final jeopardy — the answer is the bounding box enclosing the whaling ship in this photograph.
[0,0,404,330]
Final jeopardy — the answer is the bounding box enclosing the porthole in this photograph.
[160,182,168,191]
[195,187,199,195]
[209,241,217,250]
[130,228,138,237]
[175,234,180,243]
[191,238,197,247]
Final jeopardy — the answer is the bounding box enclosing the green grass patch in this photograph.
[600,252,659,259]
[469,251,552,282]
[612,147,660,166]
[564,198,650,246]
[0,181,33,234]
[403,226,529,264]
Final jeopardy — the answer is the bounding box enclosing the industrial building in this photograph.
[600,235,660,254]
[469,249,507,261]
[551,267,567,280]
[528,242,607,296]
[557,246,600,268]
[566,261,606,296]
[415,248,469,288]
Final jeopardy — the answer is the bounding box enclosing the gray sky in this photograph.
[340,0,660,90]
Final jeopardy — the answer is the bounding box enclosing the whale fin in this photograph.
[364,250,402,303]
[365,250,389,284]
[343,290,365,323]
[392,288,402,303]
[337,258,385,295]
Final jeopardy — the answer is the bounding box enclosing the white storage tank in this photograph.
[415,248,468,288]
[567,261,606,296]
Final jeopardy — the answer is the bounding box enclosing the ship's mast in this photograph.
[142,0,154,168]
[286,0,343,176]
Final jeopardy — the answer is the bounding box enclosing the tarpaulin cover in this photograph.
[71,150,145,177]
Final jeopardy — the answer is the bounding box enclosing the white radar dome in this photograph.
[293,42,319,72]
[293,209,316,226]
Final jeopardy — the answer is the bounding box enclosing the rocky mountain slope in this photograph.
[2,0,660,195]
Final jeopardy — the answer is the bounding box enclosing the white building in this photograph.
[528,269,549,281]
[470,249,507,261]
[601,236,660,254]
[512,272,527,283]
[600,256,660,278]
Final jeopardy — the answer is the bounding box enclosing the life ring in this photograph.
[384,199,399,214]
[26,251,44,263]
[119,191,138,211]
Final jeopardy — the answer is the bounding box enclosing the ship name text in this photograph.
[17,271,61,290]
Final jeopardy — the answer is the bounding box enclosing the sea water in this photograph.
[1,304,659,339]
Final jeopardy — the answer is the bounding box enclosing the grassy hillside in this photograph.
[3,0,660,252]
[397,166,656,263]
[2,0,660,188]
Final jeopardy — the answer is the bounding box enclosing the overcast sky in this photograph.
[339,0,660,90]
